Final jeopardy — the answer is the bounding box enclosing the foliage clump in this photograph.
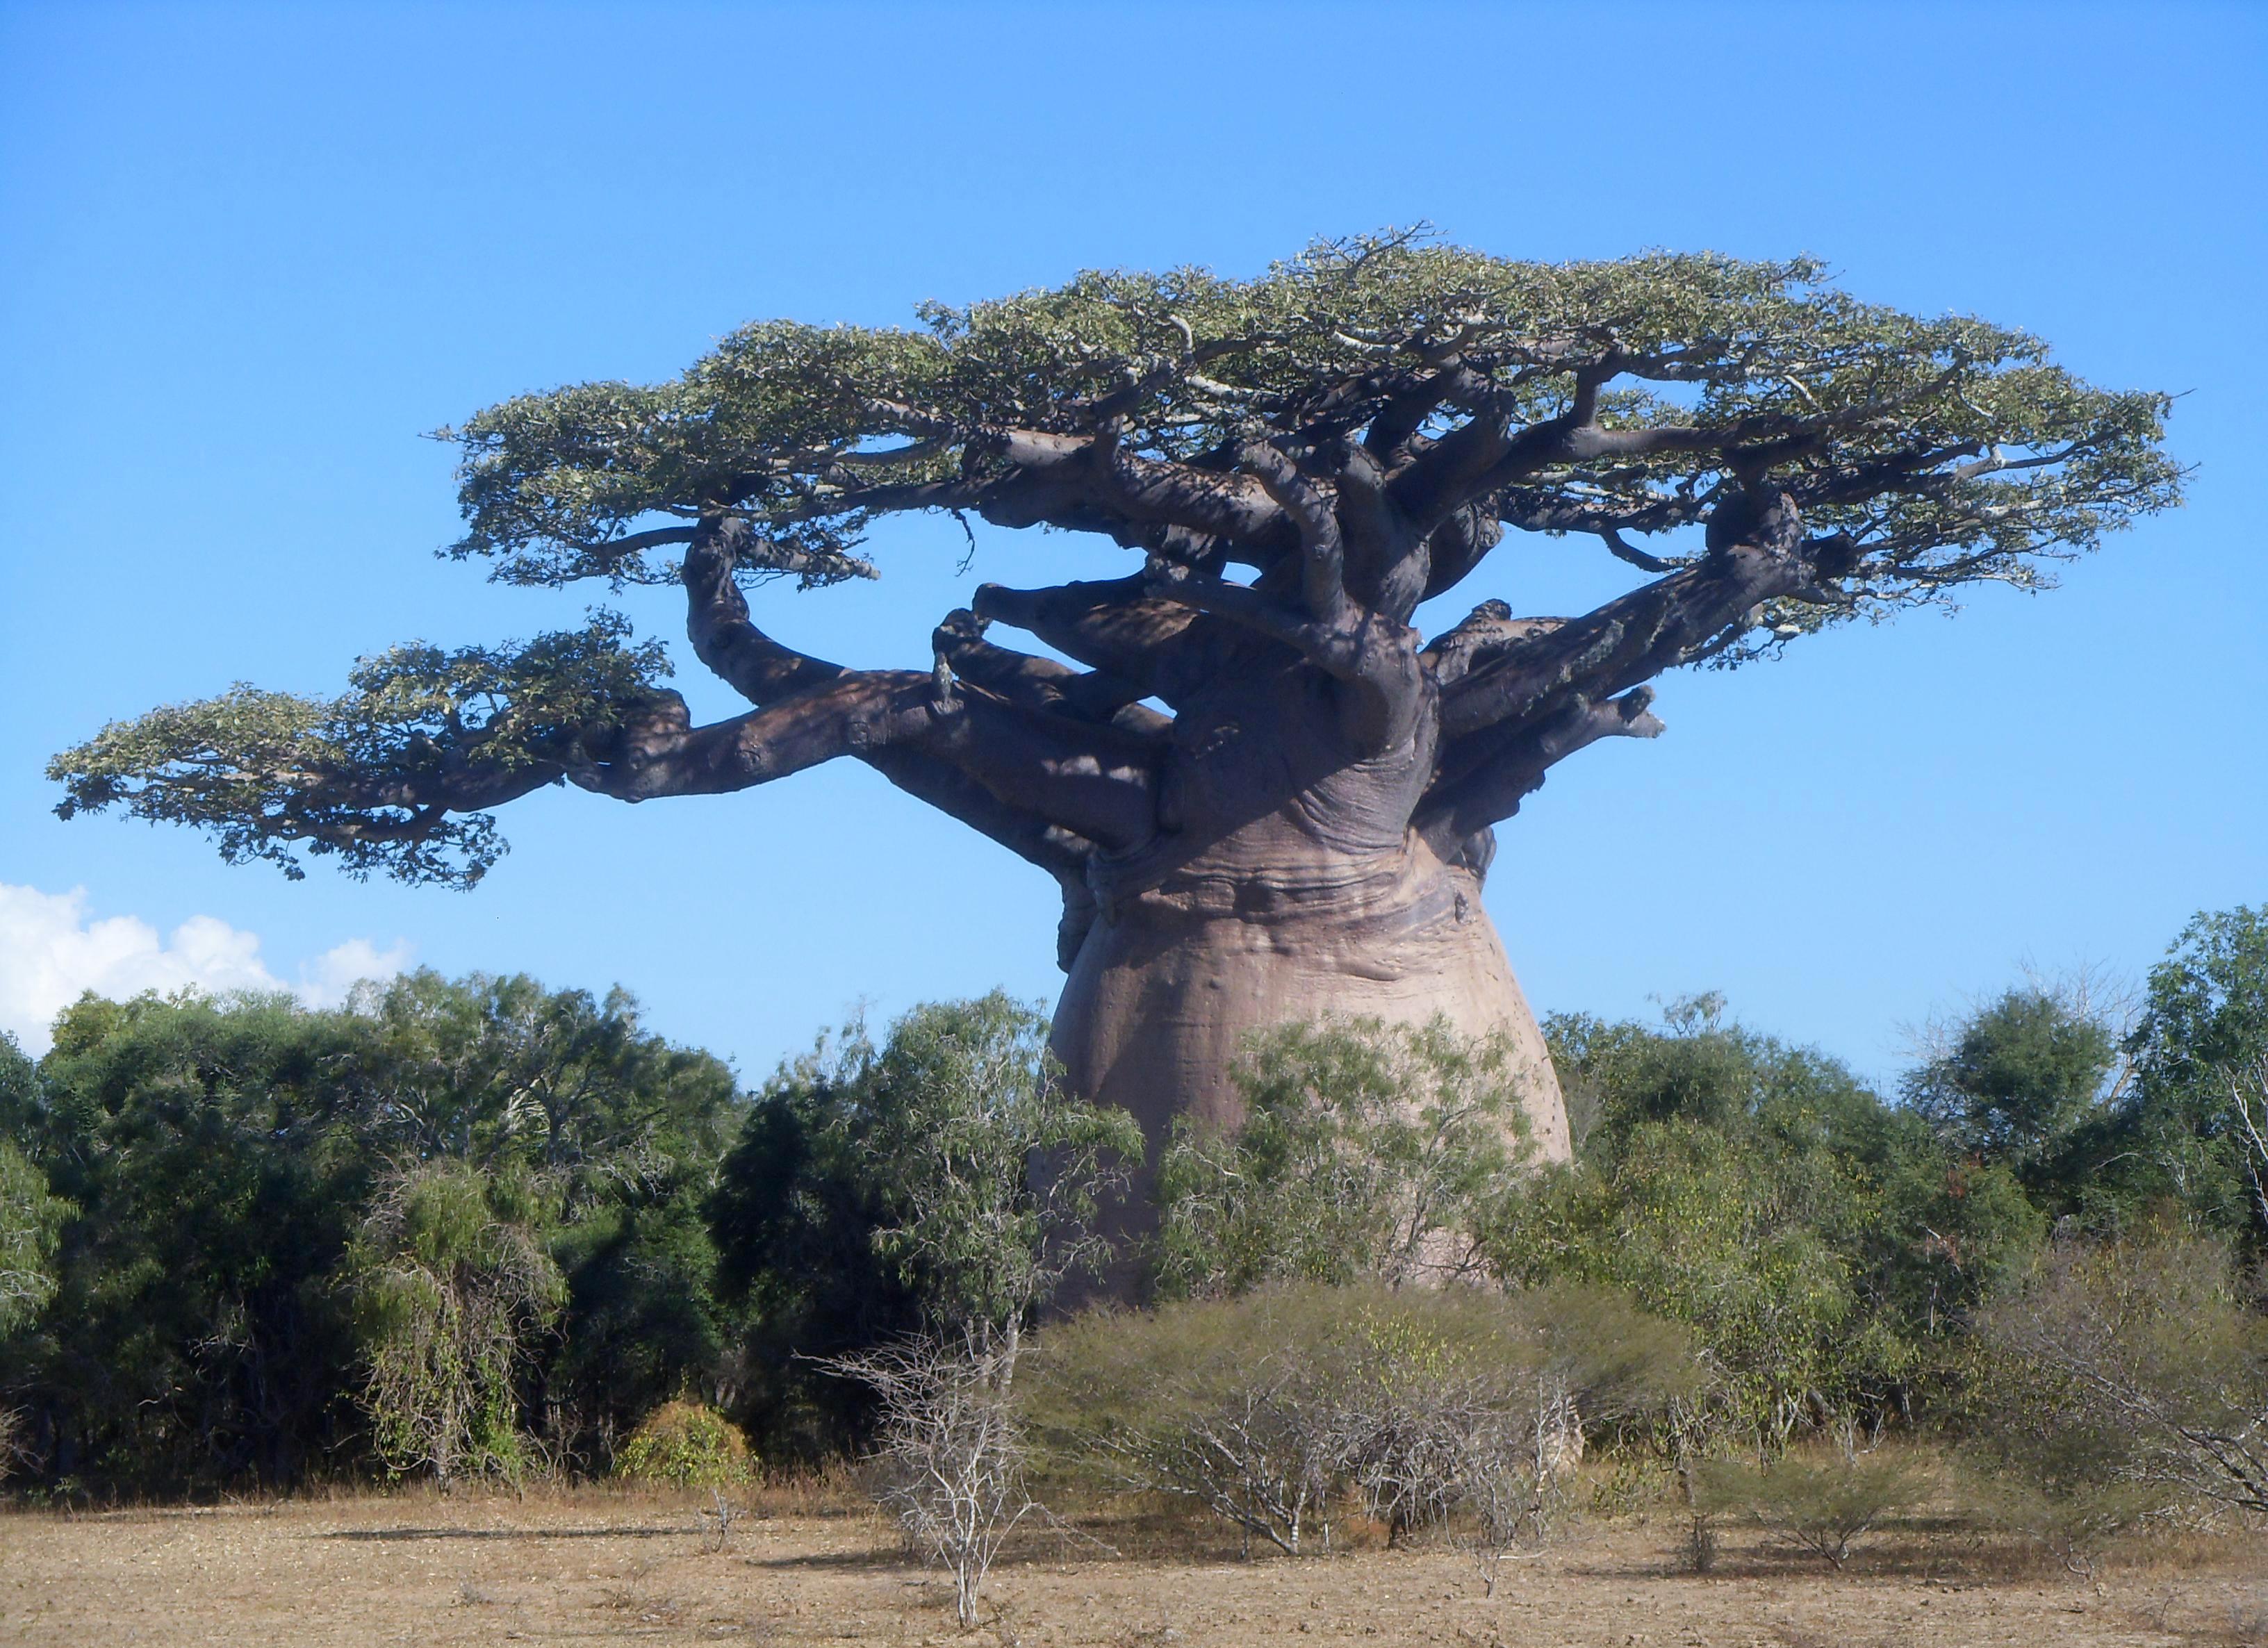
[1499,993,2043,1451]
[347,1161,567,1485]
[1966,1230,2268,1522]
[611,1400,753,1489]
[3,896,2268,1565]
[1694,1447,1932,1568]
[0,973,739,1493]
[1025,1281,1693,1558]
[1151,1015,1536,1296]
[709,994,1140,1456]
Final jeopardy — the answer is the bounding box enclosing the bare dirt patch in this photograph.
[3,1490,2261,1647]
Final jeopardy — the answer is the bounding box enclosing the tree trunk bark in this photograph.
[1028,661,1570,1293]
[1051,843,1566,1157]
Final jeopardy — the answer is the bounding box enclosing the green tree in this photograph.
[1499,997,2039,1446]
[0,1028,40,1142]
[707,1037,926,1457]
[548,1171,730,1467]
[1500,1117,1863,1446]
[856,996,1142,1351]
[352,969,741,1204]
[343,970,743,1465]
[1150,1015,1536,1298]
[5,975,742,1491]
[19,990,377,1488]
[0,1138,67,1339]
[0,1035,67,1344]
[2112,907,2268,1246]
[709,995,1140,1453]
[1905,990,2115,1183]
[346,1160,566,1484]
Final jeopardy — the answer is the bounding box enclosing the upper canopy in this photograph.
[443,231,2180,645]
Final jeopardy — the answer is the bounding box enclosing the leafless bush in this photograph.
[698,1486,744,1553]
[1447,1401,1580,1594]
[828,1333,1031,1626]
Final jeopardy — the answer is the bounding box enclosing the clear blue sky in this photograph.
[2,1,2261,1082]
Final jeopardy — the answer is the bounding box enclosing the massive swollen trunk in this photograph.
[1050,840,1567,1155]
[1042,664,1571,1211]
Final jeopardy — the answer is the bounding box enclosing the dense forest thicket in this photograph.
[1,907,2264,1522]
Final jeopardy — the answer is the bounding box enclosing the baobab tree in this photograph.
[54,234,2180,1170]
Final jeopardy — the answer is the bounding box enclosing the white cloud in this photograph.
[0,883,413,1055]
[299,937,418,1010]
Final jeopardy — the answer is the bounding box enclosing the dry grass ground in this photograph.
[3,1484,2263,1648]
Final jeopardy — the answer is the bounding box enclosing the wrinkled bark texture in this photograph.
[1044,665,1568,1171]
[1054,852,1564,1146]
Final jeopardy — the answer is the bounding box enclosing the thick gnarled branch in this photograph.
[1434,489,1823,744]
[1140,559,1423,754]
[1416,688,1666,857]
[932,610,1169,736]
[971,577,1208,707]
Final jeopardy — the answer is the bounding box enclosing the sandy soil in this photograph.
[3,1490,2262,1647]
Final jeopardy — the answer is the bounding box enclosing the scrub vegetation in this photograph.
[3,904,2265,1634]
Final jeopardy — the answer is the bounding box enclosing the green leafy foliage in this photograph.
[1904,987,2118,1205]
[708,994,1140,1458]
[1496,996,2041,1447]
[0,1036,67,1348]
[51,234,2181,893]
[2110,907,2268,1246]
[611,1399,753,1489]
[15,991,380,1488]
[0,974,740,1492]
[0,1133,67,1339]
[347,1160,566,1483]
[346,968,742,1194]
[3,900,2262,1517]
[550,1183,731,1458]
[1151,1016,1537,1297]
[445,236,2180,618]
[850,995,1142,1340]
[49,616,677,887]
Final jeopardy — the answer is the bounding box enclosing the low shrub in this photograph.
[1957,1456,2167,1580]
[1966,1231,2268,1522]
[1024,1280,1695,1562]
[1695,1449,1930,1569]
[613,1401,755,1489]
